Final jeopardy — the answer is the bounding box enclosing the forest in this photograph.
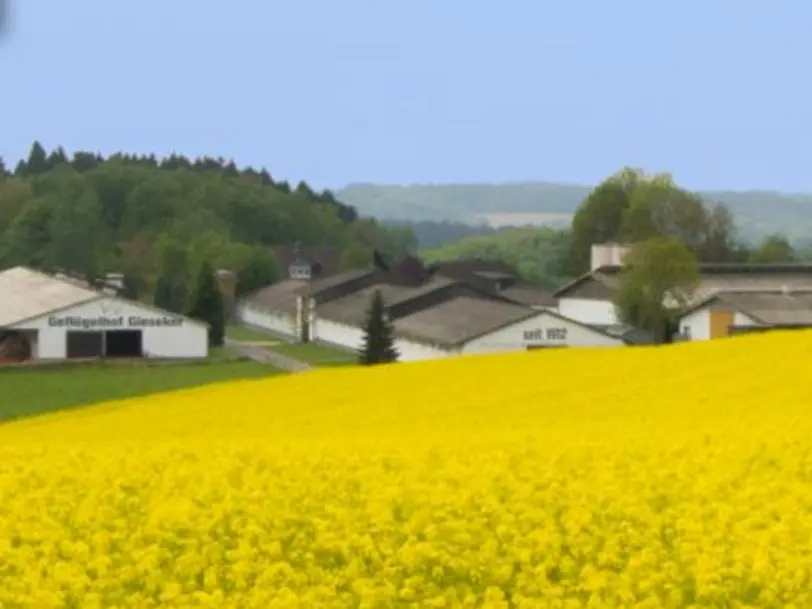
[0,142,415,306]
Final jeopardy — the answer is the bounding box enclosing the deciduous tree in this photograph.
[339,243,372,270]
[153,237,189,313]
[358,290,399,365]
[567,168,742,275]
[749,234,795,263]
[235,247,280,297]
[614,237,700,344]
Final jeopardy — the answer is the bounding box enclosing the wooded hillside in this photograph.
[338,182,812,242]
[0,142,414,301]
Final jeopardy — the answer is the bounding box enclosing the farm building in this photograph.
[0,266,208,362]
[677,291,812,340]
[555,242,812,328]
[236,252,640,360]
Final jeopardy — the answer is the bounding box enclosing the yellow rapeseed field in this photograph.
[2,332,812,608]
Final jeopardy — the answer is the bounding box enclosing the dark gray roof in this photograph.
[557,263,812,305]
[690,276,812,305]
[684,291,812,326]
[392,296,538,348]
[242,279,308,315]
[316,277,456,326]
[301,268,376,297]
[590,324,654,345]
[500,284,557,307]
[475,270,515,280]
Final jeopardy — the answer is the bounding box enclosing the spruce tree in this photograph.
[358,290,399,365]
[186,261,226,347]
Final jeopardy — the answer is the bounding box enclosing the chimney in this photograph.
[590,242,631,272]
[215,269,238,322]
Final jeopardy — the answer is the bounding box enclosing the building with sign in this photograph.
[236,253,634,360]
[389,300,631,359]
[0,266,208,361]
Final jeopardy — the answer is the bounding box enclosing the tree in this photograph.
[749,234,795,263]
[420,226,571,289]
[358,290,399,365]
[620,173,709,251]
[235,247,280,297]
[567,168,643,275]
[614,237,700,343]
[339,243,372,270]
[21,141,49,176]
[186,260,225,348]
[567,168,740,275]
[153,237,189,313]
[120,272,142,300]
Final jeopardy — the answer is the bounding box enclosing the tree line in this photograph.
[565,167,800,276]
[421,168,803,289]
[0,142,416,314]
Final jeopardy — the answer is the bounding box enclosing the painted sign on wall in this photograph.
[48,315,184,330]
[523,327,568,342]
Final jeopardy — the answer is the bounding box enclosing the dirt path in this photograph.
[225,339,312,373]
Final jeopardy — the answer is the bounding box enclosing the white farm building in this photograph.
[553,242,812,341]
[0,266,209,361]
[236,250,644,362]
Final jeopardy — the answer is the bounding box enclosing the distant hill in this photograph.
[337,183,812,243]
[383,219,497,249]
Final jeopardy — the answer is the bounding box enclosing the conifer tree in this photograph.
[186,260,226,347]
[358,289,399,365]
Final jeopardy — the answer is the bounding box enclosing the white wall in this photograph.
[463,311,623,355]
[394,338,454,362]
[679,307,759,341]
[11,297,208,359]
[236,303,296,338]
[314,318,454,362]
[312,318,366,351]
[557,298,618,325]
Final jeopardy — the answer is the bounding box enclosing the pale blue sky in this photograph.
[2,1,811,191]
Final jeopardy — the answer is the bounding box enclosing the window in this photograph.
[289,264,312,279]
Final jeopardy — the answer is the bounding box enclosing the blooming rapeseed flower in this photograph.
[1,331,812,606]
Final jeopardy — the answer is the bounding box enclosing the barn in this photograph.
[677,291,812,340]
[0,266,208,361]
[313,289,632,361]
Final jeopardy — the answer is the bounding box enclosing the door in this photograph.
[709,309,734,339]
[66,331,103,359]
[105,330,143,357]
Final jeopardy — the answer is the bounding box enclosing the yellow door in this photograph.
[710,309,734,339]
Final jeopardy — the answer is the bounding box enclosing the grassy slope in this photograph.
[337,183,812,241]
[227,324,357,366]
[272,342,357,366]
[1,360,279,423]
[225,324,282,343]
